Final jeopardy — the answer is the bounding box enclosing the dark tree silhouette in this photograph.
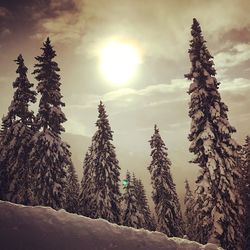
[121,171,143,228]
[242,136,250,248]
[148,125,183,237]
[30,38,71,209]
[65,162,80,213]
[0,54,36,204]
[185,18,243,249]
[134,177,154,231]
[79,101,121,224]
[184,180,195,240]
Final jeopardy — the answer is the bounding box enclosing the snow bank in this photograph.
[0,201,222,250]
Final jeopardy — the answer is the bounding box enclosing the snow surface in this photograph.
[0,201,223,250]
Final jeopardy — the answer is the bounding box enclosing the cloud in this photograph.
[64,78,190,136]
[140,79,188,95]
[23,0,250,83]
[68,78,189,109]
[101,81,187,104]
[64,74,250,142]
[0,28,11,38]
[103,79,188,101]
[219,78,250,115]
[75,0,250,61]
[30,0,84,43]
[215,43,250,69]
[222,27,250,44]
[64,117,87,136]
[39,14,82,43]
[0,6,12,39]
[220,77,250,91]
[26,0,250,62]
[0,7,11,18]
[0,76,11,85]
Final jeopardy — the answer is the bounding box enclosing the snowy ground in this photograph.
[0,201,222,250]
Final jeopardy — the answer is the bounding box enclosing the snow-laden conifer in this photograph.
[0,55,36,204]
[242,136,250,248]
[79,101,121,224]
[30,38,70,209]
[79,148,96,217]
[148,125,183,237]
[184,180,195,240]
[185,18,243,249]
[121,171,143,228]
[65,162,80,214]
[151,214,157,231]
[0,118,9,200]
[134,177,154,231]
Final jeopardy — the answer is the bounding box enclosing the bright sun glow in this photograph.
[100,41,141,85]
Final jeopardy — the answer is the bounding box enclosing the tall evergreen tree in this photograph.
[151,214,157,231]
[0,98,14,200]
[0,118,8,200]
[0,54,36,204]
[79,148,96,217]
[184,179,195,240]
[121,171,143,228]
[79,101,121,224]
[65,162,80,214]
[242,136,250,248]
[148,125,183,237]
[134,177,154,231]
[30,38,71,209]
[185,18,243,249]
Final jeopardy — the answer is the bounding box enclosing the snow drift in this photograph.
[0,201,222,250]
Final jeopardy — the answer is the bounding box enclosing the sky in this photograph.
[1,0,250,207]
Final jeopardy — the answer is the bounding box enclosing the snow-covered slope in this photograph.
[0,201,222,250]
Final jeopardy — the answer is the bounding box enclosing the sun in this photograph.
[100,41,141,85]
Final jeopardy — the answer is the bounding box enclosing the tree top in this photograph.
[154,124,159,134]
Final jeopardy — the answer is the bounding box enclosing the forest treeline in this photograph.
[0,18,249,250]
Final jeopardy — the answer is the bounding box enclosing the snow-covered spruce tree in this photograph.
[134,177,154,231]
[0,117,9,200]
[191,188,205,243]
[30,38,71,209]
[0,55,36,204]
[185,18,243,249]
[151,214,157,231]
[78,147,97,217]
[235,145,247,248]
[65,162,80,214]
[121,171,144,228]
[79,101,121,224]
[148,125,183,237]
[184,179,195,240]
[242,136,250,248]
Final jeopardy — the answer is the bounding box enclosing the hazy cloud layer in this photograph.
[215,43,250,69]
[0,6,11,17]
